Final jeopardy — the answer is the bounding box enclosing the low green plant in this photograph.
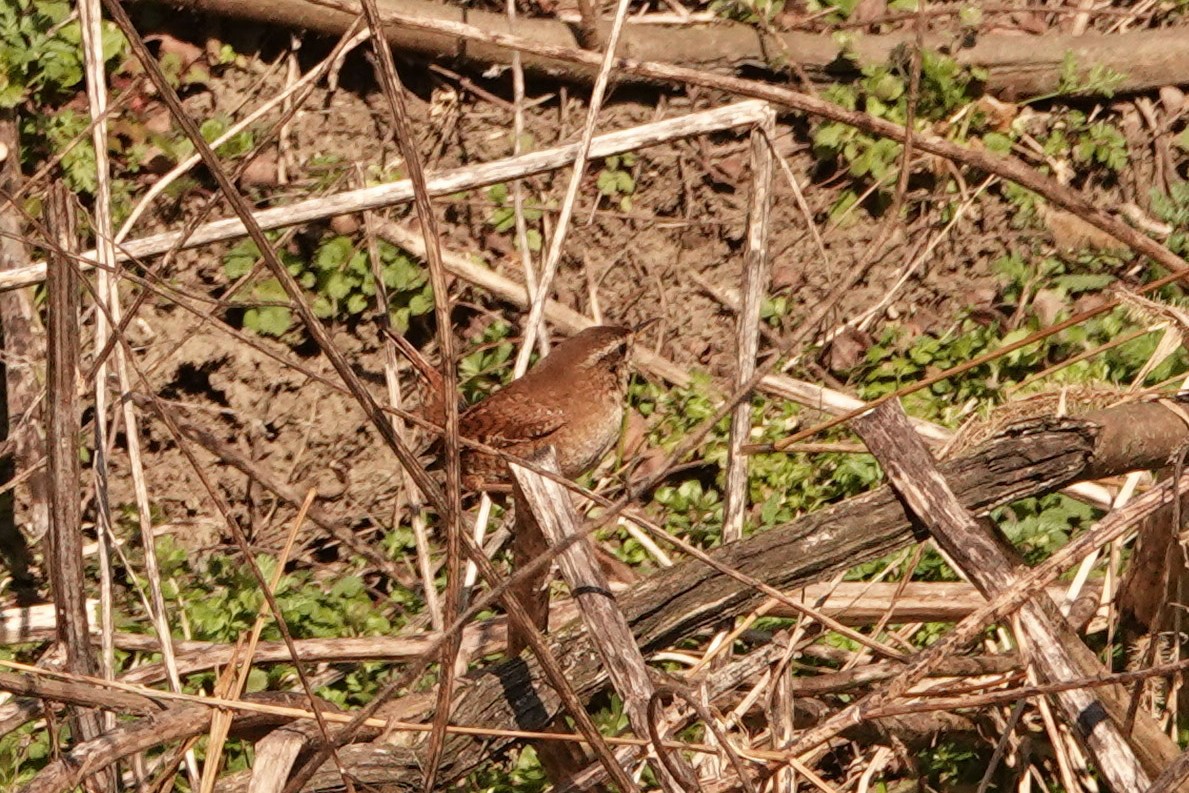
[1033,109,1129,180]
[469,746,549,792]
[25,109,98,195]
[0,718,50,787]
[0,0,125,108]
[223,235,434,338]
[596,153,637,212]
[458,319,516,404]
[153,535,401,707]
[654,478,724,548]
[1151,180,1189,257]
[812,50,987,214]
[918,741,986,789]
[485,183,544,252]
[1036,50,1127,102]
[200,113,255,159]
[996,493,1096,564]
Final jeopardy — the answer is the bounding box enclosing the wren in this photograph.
[459,325,636,489]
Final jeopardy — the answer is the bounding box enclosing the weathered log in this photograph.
[22,403,1189,790]
[396,406,1184,788]
[850,400,1174,790]
[167,0,1189,98]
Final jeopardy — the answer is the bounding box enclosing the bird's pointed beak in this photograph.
[632,316,660,335]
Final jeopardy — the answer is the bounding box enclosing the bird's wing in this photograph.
[460,391,566,447]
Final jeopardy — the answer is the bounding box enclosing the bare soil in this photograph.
[51,14,1041,562]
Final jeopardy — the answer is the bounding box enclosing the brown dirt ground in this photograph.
[59,15,1057,567]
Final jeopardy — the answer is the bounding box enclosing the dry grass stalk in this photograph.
[511,449,699,790]
[511,0,633,374]
[78,3,198,786]
[358,167,443,630]
[200,492,314,792]
[355,0,465,783]
[0,101,773,291]
[722,109,774,543]
[44,183,108,774]
[839,399,1175,787]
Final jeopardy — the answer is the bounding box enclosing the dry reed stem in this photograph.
[722,108,774,543]
[198,491,313,793]
[511,0,633,375]
[357,166,443,630]
[76,0,121,752]
[511,451,699,790]
[44,183,107,774]
[78,3,198,786]
[0,102,773,291]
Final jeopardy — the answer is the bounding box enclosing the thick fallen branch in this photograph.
[512,452,699,790]
[19,403,1189,790]
[168,0,1189,98]
[19,693,334,793]
[282,402,1189,788]
[850,399,1172,790]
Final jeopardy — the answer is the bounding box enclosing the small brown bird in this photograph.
[458,324,637,489]
[457,324,642,661]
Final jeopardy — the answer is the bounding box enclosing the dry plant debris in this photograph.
[2,0,1189,790]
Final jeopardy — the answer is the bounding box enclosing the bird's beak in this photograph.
[632,316,660,334]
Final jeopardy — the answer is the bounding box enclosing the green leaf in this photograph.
[489,206,514,232]
[246,667,269,693]
[323,270,352,300]
[313,296,335,319]
[223,241,260,279]
[245,306,292,337]
[1053,273,1114,294]
[253,277,287,301]
[199,116,227,143]
[407,289,434,316]
[869,72,903,103]
[315,236,354,270]
[596,169,618,196]
[983,132,1013,155]
[487,182,509,204]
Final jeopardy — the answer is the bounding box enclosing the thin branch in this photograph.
[722,107,774,542]
[43,183,106,765]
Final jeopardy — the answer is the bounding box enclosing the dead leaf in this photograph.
[330,214,360,235]
[825,326,872,375]
[976,95,1019,132]
[238,149,279,187]
[1040,204,1128,253]
[621,410,649,458]
[1032,288,1064,326]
